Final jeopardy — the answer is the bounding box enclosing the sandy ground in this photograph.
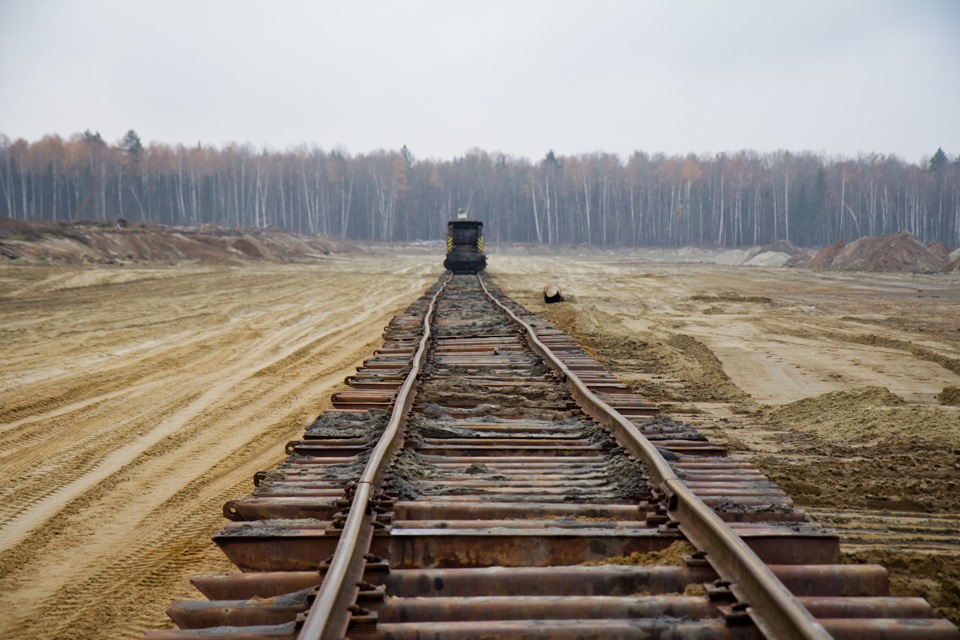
[0,256,441,639]
[491,254,960,624]
[1,250,958,637]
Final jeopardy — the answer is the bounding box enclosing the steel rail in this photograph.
[297,273,451,640]
[477,273,833,640]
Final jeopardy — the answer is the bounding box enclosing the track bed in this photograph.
[149,275,958,640]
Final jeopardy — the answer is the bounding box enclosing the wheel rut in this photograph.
[146,273,958,640]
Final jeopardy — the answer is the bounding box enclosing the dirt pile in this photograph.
[939,386,960,406]
[0,218,355,264]
[808,232,947,273]
[763,386,960,448]
[714,240,807,268]
[928,241,952,260]
[756,384,960,519]
[942,250,960,273]
[805,240,847,269]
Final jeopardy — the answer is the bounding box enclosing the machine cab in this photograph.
[444,220,486,273]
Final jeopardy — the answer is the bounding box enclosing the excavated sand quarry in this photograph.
[1,250,958,636]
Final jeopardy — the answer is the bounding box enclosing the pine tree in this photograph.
[929,147,948,172]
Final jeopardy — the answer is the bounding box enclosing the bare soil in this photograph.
[1,246,958,637]
[806,231,948,273]
[0,218,354,264]
[491,254,960,624]
[0,255,440,639]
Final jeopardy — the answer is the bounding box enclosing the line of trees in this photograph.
[2,131,958,248]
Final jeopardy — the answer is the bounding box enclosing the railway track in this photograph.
[147,273,958,640]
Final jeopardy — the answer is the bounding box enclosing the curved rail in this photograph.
[150,272,956,639]
[303,270,831,639]
[477,273,832,640]
[297,273,452,640]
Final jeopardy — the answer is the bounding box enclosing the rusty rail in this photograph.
[150,272,958,640]
[477,273,832,640]
[297,273,451,640]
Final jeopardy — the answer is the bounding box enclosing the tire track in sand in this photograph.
[0,258,439,639]
[0,265,434,552]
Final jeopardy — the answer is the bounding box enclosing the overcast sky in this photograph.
[1,0,958,163]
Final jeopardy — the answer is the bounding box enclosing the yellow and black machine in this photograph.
[443,219,486,273]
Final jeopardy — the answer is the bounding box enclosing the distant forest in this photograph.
[2,131,958,248]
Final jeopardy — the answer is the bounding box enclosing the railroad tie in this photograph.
[148,274,958,640]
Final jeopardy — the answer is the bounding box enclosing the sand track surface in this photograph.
[0,256,440,639]
[2,250,959,637]
[490,254,960,624]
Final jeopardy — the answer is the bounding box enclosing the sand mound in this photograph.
[939,386,960,406]
[808,232,947,273]
[743,251,792,267]
[765,386,960,448]
[759,240,802,254]
[0,218,355,264]
[714,241,805,268]
[713,249,750,265]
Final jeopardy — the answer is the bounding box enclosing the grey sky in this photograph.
[1,0,958,163]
